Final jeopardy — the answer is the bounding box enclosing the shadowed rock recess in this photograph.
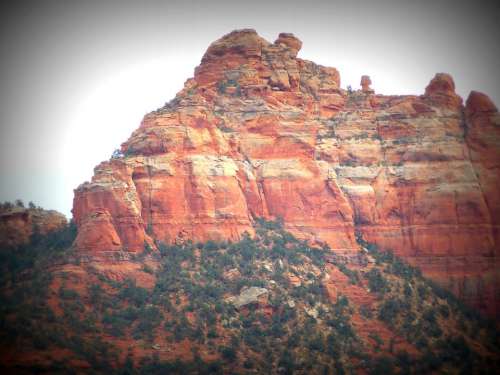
[73,29,500,318]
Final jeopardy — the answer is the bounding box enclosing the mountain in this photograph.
[72,29,499,318]
[0,29,499,374]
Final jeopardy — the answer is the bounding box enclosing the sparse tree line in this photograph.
[0,216,498,373]
[1,199,44,211]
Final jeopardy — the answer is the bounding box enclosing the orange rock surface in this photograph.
[72,29,500,317]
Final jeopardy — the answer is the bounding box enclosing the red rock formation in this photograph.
[274,32,303,57]
[423,72,463,109]
[360,75,373,93]
[0,206,67,248]
[461,90,500,316]
[72,29,500,317]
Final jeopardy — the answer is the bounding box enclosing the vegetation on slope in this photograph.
[0,214,498,374]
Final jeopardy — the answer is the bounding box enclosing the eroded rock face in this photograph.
[0,207,67,248]
[360,75,373,93]
[72,29,500,317]
[274,32,302,57]
[423,72,463,110]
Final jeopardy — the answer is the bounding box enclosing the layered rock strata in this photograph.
[72,29,500,317]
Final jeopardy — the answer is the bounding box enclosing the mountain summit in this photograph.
[72,29,499,317]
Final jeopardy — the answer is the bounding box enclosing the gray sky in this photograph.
[1,0,499,218]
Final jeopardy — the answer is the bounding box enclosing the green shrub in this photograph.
[365,269,388,294]
[378,298,402,324]
[369,356,395,375]
[59,288,79,300]
[368,332,384,350]
[220,346,237,362]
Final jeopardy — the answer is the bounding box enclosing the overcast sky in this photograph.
[1,0,499,218]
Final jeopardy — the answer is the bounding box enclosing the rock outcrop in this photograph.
[226,286,269,308]
[0,206,67,248]
[360,75,373,93]
[72,29,500,317]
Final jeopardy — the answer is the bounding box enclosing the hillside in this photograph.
[1,28,499,373]
[71,29,500,317]
[0,218,498,373]
[0,201,67,249]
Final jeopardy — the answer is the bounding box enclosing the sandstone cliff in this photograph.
[72,29,500,317]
